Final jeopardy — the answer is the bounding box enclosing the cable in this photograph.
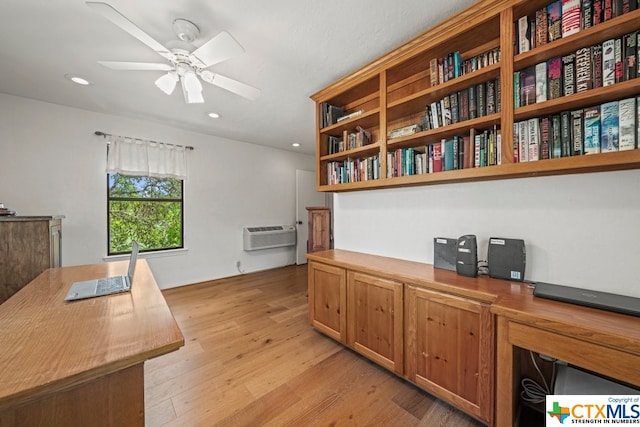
[520,351,557,405]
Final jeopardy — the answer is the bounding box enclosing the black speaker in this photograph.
[433,237,457,271]
[488,237,526,281]
[456,235,477,277]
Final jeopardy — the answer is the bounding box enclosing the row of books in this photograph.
[326,155,380,185]
[429,48,501,87]
[516,0,638,55]
[387,127,502,177]
[513,96,639,162]
[319,102,366,128]
[419,78,502,133]
[515,31,639,108]
[327,126,372,155]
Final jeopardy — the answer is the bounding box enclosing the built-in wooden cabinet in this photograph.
[306,207,331,253]
[311,0,640,192]
[347,271,403,374]
[405,285,494,424]
[0,216,63,304]
[308,261,346,343]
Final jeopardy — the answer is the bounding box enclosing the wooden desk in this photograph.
[0,259,184,426]
[492,285,640,427]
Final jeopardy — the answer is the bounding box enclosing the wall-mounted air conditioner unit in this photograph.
[243,225,296,251]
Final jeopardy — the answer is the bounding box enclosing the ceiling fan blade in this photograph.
[98,61,173,71]
[86,2,174,61]
[200,71,260,100]
[191,31,245,68]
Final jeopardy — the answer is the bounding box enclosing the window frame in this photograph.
[106,174,185,255]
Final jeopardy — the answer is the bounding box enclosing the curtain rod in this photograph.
[94,131,194,151]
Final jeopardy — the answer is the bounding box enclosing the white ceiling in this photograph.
[0,0,475,155]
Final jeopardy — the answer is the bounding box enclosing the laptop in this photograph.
[64,241,139,301]
[533,281,640,317]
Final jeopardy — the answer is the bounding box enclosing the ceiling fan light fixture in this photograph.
[155,71,178,95]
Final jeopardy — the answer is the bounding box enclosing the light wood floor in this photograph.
[144,264,485,427]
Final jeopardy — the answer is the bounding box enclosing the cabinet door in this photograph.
[308,261,346,343]
[347,271,403,374]
[406,285,493,424]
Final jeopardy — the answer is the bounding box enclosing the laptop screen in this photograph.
[127,241,139,282]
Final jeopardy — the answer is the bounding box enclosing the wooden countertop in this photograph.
[309,249,640,354]
[0,259,184,410]
[491,285,640,355]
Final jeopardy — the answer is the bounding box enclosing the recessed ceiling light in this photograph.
[292,143,300,147]
[65,74,90,86]
[208,112,220,119]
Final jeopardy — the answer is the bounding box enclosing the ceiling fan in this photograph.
[86,1,260,104]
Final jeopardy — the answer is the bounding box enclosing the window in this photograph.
[107,173,184,255]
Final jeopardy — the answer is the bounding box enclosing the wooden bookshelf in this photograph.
[311,0,640,192]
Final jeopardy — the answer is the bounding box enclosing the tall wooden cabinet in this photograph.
[311,0,640,192]
[0,216,63,304]
[306,207,331,253]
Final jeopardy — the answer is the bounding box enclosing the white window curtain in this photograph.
[106,136,188,180]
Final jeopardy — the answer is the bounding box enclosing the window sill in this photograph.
[103,247,188,261]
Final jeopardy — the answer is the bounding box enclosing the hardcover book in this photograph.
[459,90,469,122]
[624,32,637,81]
[593,0,604,25]
[477,82,486,117]
[583,106,602,154]
[513,71,521,108]
[582,0,594,29]
[430,58,439,87]
[450,92,460,124]
[547,1,563,42]
[535,8,548,47]
[562,53,576,96]
[562,0,581,37]
[513,123,520,163]
[576,47,593,92]
[551,114,562,158]
[618,98,637,150]
[520,66,536,107]
[528,118,540,161]
[444,139,455,171]
[486,79,496,115]
[518,15,531,54]
[592,44,603,88]
[547,57,562,100]
[572,109,584,156]
[432,142,443,172]
[614,38,623,83]
[602,39,616,86]
[518,121,529,162]
[469,85,478,119]
[540,116,551,159]
[561,111,572,156]
[535,62,548,103]
[495,77,502,113]
[603,0,613,20]
[601,101,619,152]
[474,132,481,167]
[442,96,452,126]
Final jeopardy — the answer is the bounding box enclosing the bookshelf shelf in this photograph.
[311,0,640,193]
[320,142,380,162]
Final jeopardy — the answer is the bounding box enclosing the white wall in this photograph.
[333,170,640,297]
[0,93,315,289]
